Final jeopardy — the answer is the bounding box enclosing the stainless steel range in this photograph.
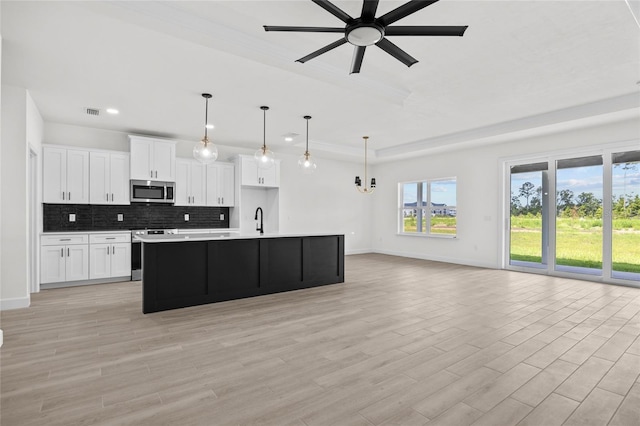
[131,229,177,280]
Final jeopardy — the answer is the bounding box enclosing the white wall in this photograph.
[371,116,640,268]
[278,152,372,254]
[1,86,43,309]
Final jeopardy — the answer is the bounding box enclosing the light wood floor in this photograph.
[1,254,639,426]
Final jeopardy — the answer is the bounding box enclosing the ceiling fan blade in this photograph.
[311,0,353,23]
[378,0,439,26]
[296,38,348,63]
[350,46,366,74]
[361,0,380,21]
[385,25,468,36]
[375,38,418,67]
[264,26,344,33]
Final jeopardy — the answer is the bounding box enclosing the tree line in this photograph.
[511,182,640,218]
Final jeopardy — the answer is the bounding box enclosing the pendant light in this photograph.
[255,106,275,169]
[355,136,376,194]
[298,115,317,174]
[193,93,218,164]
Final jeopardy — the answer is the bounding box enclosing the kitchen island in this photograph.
[137,233,344,313]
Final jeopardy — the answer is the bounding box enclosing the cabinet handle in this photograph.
[155,171,158,178]
[61,248,64,257]
[151,170,153,178]
[106,193,109,201]
[111,193,114,202]
[67,248,70,256]
[107,246,110,255]
[106,237,116,240]
[62,192,65,200]
[221,197,224,205]
[60,238,71,241]
[68,192,71,200]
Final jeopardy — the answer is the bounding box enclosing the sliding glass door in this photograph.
[506,148,639,284]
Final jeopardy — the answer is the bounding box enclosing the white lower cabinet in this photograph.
[40,234,89,284]
[41,232,130,285]
[89,234,131,280]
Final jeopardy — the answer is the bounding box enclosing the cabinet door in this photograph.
[240,156,259,186]
[153,141,175,181]
[110,153,130,204]
[89,152,110,204]
[130,139,153,180]
[89,244,110,280]
[206,164,220,206]
[110,243,131,277]
[43,147,67,203]
[40,245,66,283]
[190,162,206,206]
[259,162,279,188]
[66,150,90,204]
[219,164,235,206]
[66,245,89,281]
[175,160,190,206]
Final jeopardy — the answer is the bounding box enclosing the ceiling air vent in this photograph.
[85,107,100,116]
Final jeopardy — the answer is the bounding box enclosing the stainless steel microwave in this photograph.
[130,180,175,203]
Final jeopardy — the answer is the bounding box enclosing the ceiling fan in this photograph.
[264,0,468,74]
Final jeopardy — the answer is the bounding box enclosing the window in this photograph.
[399,178,457,237]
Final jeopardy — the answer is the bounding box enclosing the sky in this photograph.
[402,180,457,206]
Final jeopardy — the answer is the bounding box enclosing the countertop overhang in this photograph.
[135,232,343,243]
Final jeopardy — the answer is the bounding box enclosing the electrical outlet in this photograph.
[117,214,123,222]
[69,214,76,222]
[220,213,225,220]
[184,214,189,221]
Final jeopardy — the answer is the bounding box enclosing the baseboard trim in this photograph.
[0,296,31,311]
[371,249,497,270]
[345,249,373,255]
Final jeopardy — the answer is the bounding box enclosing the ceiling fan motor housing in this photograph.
[345,20,385,46]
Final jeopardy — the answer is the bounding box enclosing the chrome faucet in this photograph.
[254,207,264,235]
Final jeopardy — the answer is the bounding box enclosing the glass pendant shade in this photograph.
[193,136,218,164]
[256,106,275,169]
[254,146,275,169]
[298,152,317,174]
[193,93,218,164]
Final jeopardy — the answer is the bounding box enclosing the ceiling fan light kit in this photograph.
[264,0,468,74]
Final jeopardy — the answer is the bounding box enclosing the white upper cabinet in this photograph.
[89,152,130,205]
[43,146,89,204]
[238,155,280,188]
[175,159,206,206]
[206,162,235,207]
[129,136,176,181]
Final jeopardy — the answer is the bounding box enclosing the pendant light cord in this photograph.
[306,118,309,153]
[204,97,209,140]
[263,108,266,150]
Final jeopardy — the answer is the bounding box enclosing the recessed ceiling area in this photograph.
[1,1,638,160]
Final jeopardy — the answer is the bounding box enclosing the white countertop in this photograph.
[135,232,343,243]
[42,230,132,236]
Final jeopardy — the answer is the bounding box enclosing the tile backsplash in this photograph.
[43,204,230,232]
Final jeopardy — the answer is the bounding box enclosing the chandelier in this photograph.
[355,136,376,194]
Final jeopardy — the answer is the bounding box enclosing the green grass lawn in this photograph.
[403,216,456,235]
[510,217,640,273]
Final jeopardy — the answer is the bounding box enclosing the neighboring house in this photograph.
[403,202,457,217]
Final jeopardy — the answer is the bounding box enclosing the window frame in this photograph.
[398,177,457,238]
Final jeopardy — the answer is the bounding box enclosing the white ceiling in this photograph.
[2,1,639,161]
